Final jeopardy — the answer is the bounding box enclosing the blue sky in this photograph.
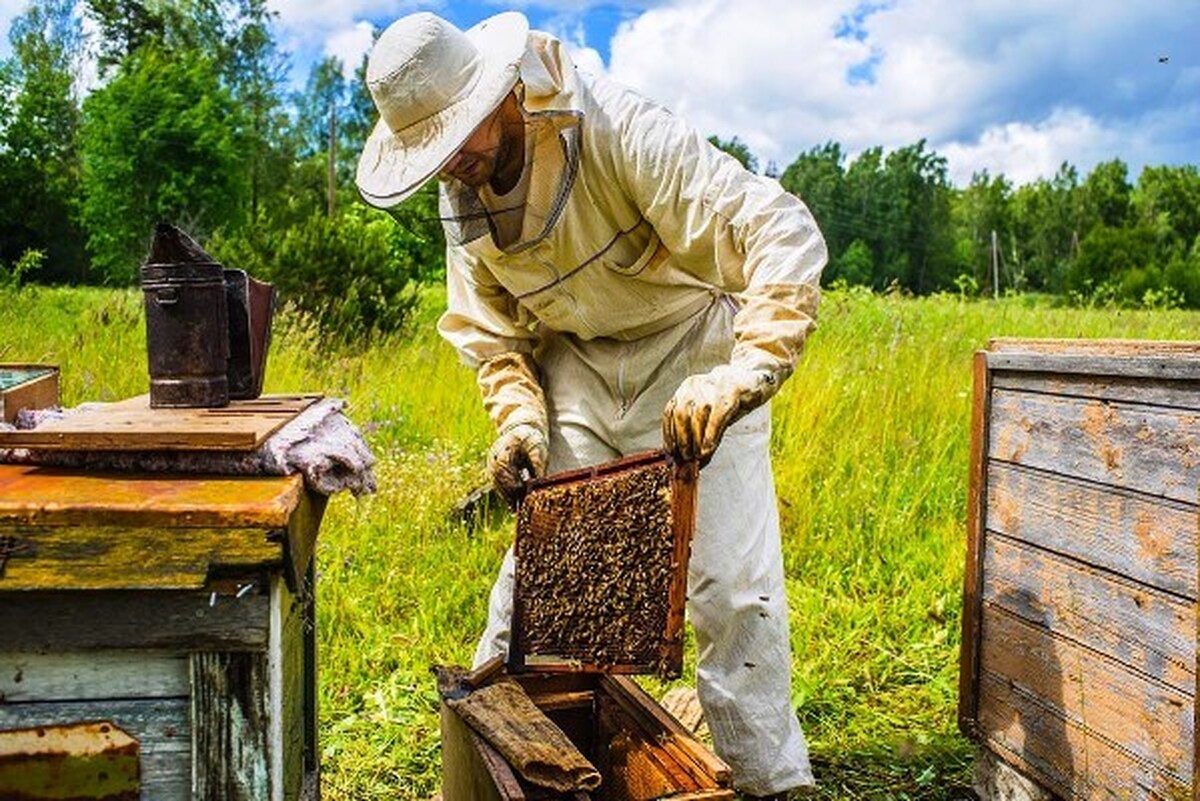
[2,0,1197,186]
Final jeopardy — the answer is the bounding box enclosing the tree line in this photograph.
[2,1,1198,339]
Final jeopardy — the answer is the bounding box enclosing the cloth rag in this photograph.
[0,398,377,497]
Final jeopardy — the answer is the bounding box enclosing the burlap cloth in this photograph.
[436,667,600,792]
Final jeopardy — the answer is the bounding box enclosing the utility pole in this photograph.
[991,229,1000,298]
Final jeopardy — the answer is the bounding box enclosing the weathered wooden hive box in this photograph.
[0,364,59,425]
[442,672,733,800]
[959,338,1200,799]
[443,452,733,799]
[0,465,325,800]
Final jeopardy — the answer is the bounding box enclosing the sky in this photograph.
[2,0,1197,186]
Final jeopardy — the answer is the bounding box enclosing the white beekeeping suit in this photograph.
[357,12,827,796]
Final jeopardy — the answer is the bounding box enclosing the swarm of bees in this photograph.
[515,461,676,672]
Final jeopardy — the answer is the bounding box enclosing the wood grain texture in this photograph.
[987,338,1200,358]
[988,388,1200,503]
[0,651,188,703]
[0,525,282,591]
[992,371,1200,412]
[0,466,304,528]
[960,351,991,737]
[0,697,190,800]
[191,651,270,801]
[982,535,1194,694]
[980,605,1192,781]
[0,393,321,451]
[978,670,1190,800]
[0,366,58,425]
[0,590,269,651]
[987,352,1200,381]
[986,461,1197,599]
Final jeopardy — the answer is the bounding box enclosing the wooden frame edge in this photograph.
[958,349,991,738]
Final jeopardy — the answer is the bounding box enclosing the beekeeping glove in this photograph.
[488,423,549,507]
[663,283,818,465]
[477,352,549,507]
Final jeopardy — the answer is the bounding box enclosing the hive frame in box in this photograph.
[440,671,733,800]
[508,450,699,678]
[957,338,1200,800]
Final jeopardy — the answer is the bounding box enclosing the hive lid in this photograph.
[509,450,698,679]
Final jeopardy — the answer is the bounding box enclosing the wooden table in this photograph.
[0,465,326,801]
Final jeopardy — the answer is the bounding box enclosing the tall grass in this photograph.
[3,285,1198,799]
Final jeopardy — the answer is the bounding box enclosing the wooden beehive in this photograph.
[0,364,59,425]
[0,465,326,800]
[959,338,1200,799]
[441,671,733,800]
[510,452,698,678]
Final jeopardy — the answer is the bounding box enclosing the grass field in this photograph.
[3,284,1199,799]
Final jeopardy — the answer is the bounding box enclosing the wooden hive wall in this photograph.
[961,342,1200,800]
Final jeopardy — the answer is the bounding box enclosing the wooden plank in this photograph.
[191,651,270,800]
[992,371,1200,412]
[0,590,269,651]
[987,352,1200,381]
[980,605,1192,781]
[988,338,1200,358]
[988,388,1200,504]
[960,351,991,738]
[986,461,1197,599]
[0,697,190,801]
[0,525,282,591]
[982,535,1194,694]
[0,466,304,528]
[595,692,697,796]
[600,675,731,785]
[0,651,188,703]
[280,577,305,801]
[978,671,1189,800]
[0,393,322,451]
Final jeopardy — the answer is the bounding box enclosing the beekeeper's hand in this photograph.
[488,423,549,508]
[663,364,781,465]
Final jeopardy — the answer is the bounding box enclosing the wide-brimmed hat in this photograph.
[356,11,529,208]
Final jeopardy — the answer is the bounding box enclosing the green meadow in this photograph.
[3,285,1197,799]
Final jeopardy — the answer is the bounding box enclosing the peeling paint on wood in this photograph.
[986,462,1197,599]
[0,466,304,529]
[988,388,1200,503]
[0,525,282,591]
[982,534,1194,693]
[0,699,189,799]
[191,652,269,800]
[0,721,139,800]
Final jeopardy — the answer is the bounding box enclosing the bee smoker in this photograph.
[140,223,275,408]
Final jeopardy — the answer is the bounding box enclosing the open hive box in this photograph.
[442,451,732,799]
[441,672,733,801]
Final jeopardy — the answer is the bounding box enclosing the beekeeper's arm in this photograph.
[438,244,547,505]
[612,91,827,463]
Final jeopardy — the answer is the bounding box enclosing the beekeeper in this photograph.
[357,11,826,798]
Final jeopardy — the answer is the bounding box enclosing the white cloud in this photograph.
[324,21,375,77]
[940,109,1119,185]
[0,0,27,59]
[603,0,1200,184]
